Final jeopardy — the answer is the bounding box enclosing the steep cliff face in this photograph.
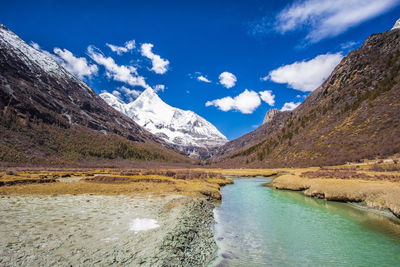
[214,29,400,167]
[0,24,188,164]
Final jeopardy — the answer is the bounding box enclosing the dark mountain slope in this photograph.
[213,109,291,159]
[214,29,400,168]
[0,24,188,164]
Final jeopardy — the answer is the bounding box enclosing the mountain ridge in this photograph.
[213,28,400,167]
[100,88,227,159]
[0,24,189,164]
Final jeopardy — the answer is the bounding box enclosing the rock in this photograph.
[262,109,280,125]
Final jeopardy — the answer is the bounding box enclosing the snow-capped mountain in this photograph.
[100,88,228,158]
[0,24,189,163]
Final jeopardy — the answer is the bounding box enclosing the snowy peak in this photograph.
[392,18,400,30]
[100,89,228,157]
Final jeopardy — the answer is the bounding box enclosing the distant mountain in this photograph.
[213,26,400,167]
[100,88,227,158]
[0,24,188,164]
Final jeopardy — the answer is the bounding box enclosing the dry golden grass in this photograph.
[0,170,233,200]
[271,174,400,218]
[2,161,400,213]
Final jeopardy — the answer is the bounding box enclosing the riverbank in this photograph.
[199,159,400,219]
[0,194,217,266]
[0,168,231,266]
[268,165,400,219]
[211,177,400,266]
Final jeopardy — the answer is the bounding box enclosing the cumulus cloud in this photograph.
[119,86,141,97]
[112,90,121,96]
[87,45,149,89]
[219,72,237,88]
[153,84,165,92]
[106,40,135,55]
[53,48,98,79]
[31,42,98,80]
[274,0,398,43]
[206,89,261,114]
[117,86,142,102]
[259,90,275,106]
[281,102,301,111]
[197,75,211,83]
[264,53,343,92]
[140,43,169,74]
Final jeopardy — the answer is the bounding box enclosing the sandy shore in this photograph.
[0,194,216,266]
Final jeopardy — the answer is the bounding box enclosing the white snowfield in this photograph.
[100,88,228,149]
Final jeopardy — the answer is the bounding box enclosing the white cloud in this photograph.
[259,90,275,106]
[264,53,343,92]
[281,102,301,111]
[140,43,169,74]
[106,40,135,55]
[117,86,142,102]
[119,85,141,97]
[87,45,149,89]
[275,0,398,43]
[340,41,359,50]
[219,72,237,88]
[30,42,41,50]
[206,89,261,114]
[53,48,98,79]
[31,42,59,61]
[197,75,211,83]
[153,84,165,92]
[112,90,121,96]
[31,42,98,80]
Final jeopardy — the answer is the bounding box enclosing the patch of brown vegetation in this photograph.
[300,169,400,182]
[0,178,57,186]
[0,169,233,200]
[271,174,400,218]
[371,164,400,172]
[85,175,176,184]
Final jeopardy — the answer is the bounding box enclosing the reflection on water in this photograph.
[211,177,400,267]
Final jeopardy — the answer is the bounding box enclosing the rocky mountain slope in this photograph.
[100,89,227,159]
[214,27,400,167]
[0,24,188,164]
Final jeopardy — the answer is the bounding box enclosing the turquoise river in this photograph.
[210,177,400,266]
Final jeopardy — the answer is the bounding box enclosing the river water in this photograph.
[211,177,400,266]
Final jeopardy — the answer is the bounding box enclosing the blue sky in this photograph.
[2,0,400,139]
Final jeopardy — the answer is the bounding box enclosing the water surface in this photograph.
[211,177,400,266]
